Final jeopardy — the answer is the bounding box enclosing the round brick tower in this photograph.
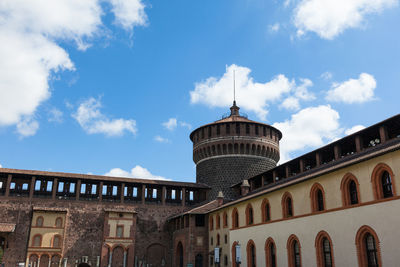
[190,101,282,200]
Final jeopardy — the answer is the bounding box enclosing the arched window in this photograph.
[32,234,42,247]
[52,235,62,248]
[287,235,301,267]
[223,211,228,228]
[282,192,294,218]
[261,199,271,222]
[310,183,325,212]
[246,204,254,225]
[315,231,334,267]
[232,208,239,229]
[36,216,44,227]
[371,163,396,199]
[247,240,256,267]
[216,214,221,229]
[355,226,382,267]
[265,237,276,267]
[55,217,63,228]
[209,216,214,230]
[232,241,239,267]
[341,173,360,206]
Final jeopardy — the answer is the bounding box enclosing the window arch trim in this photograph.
[315,230,335,267]
[231,208,239,229]
[282,192,294,218]
[371,163,396,199]
[55,217,63,228]
[261,198,271,222]
[265,237,276,267]
[36,216,44,227]
[246,239,257,267]
[340,173,361,206]
[52,234,63,248]
[216,213,221,229]
[32,234,42,247]
[287,234,302,267]
[310,183,326,212]
[232,241,239,267]
[223,211,228,228]
[209,215,214,230]
[355,225,382,267]
[245,203,254,226]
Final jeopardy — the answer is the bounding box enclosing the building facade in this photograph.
[0,103,400,267]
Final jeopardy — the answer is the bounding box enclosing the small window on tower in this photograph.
[116,225,123,238]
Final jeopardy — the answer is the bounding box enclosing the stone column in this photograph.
[108,251,113,267]
[315,152,321,167]
[272,170,277,182]
[379,125,388,143]
[299,159,304,173]
[285,166,290,178]
[99,182,103,202]
[181,187,186,207]
[76,180,81,201]
[48,257,51,267]
[123,251,127,267]
[334,145,341,160]
[121,183,125,204]
[162,186,166,205]
[52,178,58,200]
[141,184,146,204]
[261,175,265,187]
[355,135,363,152]
[29,176,36,200]
[5,174,12,197]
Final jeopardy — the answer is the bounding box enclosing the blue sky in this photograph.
[0,0,399,182]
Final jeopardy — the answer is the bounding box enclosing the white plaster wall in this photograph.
[230,198,400,267]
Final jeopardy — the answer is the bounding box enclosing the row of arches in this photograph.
[31,234,62,248]
[194,143,279,162]
[28,254,61,267]
[210,163,396,230]
[232,225,381,267]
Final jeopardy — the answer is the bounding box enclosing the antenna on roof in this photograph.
[233,69,236,104]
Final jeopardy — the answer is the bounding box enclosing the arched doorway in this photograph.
[51,254,61,266]
[29,254,39,267]
[176,242,183,267]
[112,246,124,267]
[39,254,50,267]
[146,243,166,266]
[195,254,203,267]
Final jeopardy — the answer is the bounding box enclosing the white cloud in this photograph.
[294,0,398,39]
[0,0,146,135]
[48,108,63,123]
[72,97,137,137]
[162,118,178,131]
[269,23,280,33]
[16,116,39,137]
[345,124,366,135]
[273,105,342,163]
[190,64,312,120]
[321,71,333,80]
[180,121,192,130]
[105,165,169,180]
[154,135,171,143]
[326,73,376,104]
[0,163,2,168]
[281,97,300,111]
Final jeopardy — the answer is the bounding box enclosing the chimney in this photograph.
[216,191,224,206]
[241,180,250,196]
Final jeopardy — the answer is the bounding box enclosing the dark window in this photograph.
[201,128,204,138]
[317,190,324,211]
[349,180,359,204]
[322,238,333,267]
[265,203,271,221]
[225,234,228,244]
[226,124,230,134]
[217,234,220,246]
[365,234,379,267]
[293,241,301,267]
[217,125,220,135]
[287,198,293,217]
[224,255,228,266]
[270,243,276,267]
[248,207,254,225]
[246,124,250,134]
[211,237,213,245]
[195,215,205,227]
[381,171,393,198]
[236,123,240,134]
[249,244,256,267]
[208,127,212,138]
[233,210,239,228]
[255,125,259,135]
[263,126,266,136]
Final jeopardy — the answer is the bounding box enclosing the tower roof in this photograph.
[190,102,282,141]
